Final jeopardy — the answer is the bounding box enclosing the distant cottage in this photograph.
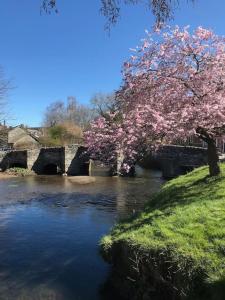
[8,126,41,149]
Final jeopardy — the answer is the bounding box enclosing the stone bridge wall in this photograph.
[0,145,89,175]
[0,144,209,178]
[149,145,208,178]
[31,147,65,174]
[0,150,27,170]
[65,145,90,175]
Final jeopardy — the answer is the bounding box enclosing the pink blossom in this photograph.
[85,26,225,174]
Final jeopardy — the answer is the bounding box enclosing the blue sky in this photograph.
[0,0,225,126]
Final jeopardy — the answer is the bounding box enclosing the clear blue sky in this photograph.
[0,0,225,126]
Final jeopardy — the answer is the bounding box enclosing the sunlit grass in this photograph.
[101,164,225,297]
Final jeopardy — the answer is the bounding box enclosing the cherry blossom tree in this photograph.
[85,26,225,176]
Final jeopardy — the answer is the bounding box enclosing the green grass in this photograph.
[101,164,225,298]
[6,167,35,176]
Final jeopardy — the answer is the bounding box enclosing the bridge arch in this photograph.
[8,162,27,169]
[0,150,27,171]
[41,163,62,175]
[31,148,65,175]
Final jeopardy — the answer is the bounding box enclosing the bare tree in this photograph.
[41,0,196,28]
[43,101,66,127]
[90,92,118,118]
[0,67,10,123]
[66,96,94,129]
[43,97,94,129]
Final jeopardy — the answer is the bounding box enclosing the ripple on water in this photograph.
[0,172,163,300]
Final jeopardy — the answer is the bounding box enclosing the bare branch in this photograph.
[0,67,10,122]
[41,0,58,14]
[40,0,196,29]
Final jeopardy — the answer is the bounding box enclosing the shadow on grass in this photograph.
[113,172,225,235]
[188,276,225,300]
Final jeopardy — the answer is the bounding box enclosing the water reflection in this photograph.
[0,170,163,300]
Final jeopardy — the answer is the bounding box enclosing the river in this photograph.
[0,170,163,300]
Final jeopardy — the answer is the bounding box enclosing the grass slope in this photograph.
[101,164,225,299]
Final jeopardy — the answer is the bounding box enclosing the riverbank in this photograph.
[0,172,17,179]
[101,164,225,300]
[3,167,35,177]
[0,168,36,180]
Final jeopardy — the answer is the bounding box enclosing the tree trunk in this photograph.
[207,139,220,176]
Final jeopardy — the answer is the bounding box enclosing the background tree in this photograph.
[43,97,93,129]
[43,100,65,127]
[85,26,225,176]
[66,96,93,129]
[90,92,118,118]
[42,96,93,146]
[40,122,83,146]
[41,0,196,29]
[0,66,10,123]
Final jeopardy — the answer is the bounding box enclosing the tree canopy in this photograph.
[85,26,225,176]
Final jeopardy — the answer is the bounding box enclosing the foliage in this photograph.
[6,167,35,176]
[40,122,83,146]
[101,164,225,299]
[85,26,225,175]
[48,125,67,140]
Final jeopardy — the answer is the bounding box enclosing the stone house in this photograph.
[8,126,41,149]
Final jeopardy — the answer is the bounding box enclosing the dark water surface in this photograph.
[0,171,163,300]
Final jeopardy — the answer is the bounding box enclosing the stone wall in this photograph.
[149,145,208,178]
[0,144,209,178]
[89,160,111,176]
[31,147,65,174]
[0,145,90,176]
[0,150,27,170]
[65,145,89,176]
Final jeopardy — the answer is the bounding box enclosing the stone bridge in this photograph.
[0,145,90,175]
[139,145,208,178]
[0,144,209,178]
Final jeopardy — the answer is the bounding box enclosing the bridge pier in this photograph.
[65,145,89,176]
[27,149,40,171]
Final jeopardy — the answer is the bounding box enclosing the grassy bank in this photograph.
[5,167,35,176]
[101,164,225,299]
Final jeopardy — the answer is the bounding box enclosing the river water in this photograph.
[0,170,163,300]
